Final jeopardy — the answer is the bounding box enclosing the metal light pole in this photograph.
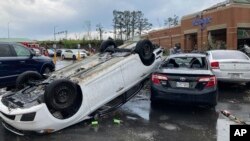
[53,44,57,64]
[169,24,172,47]
[200,13,204,51]
[8,22,10,39]
[54,26,58,41]
[77,44,81,60]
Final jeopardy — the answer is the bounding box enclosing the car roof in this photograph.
[169,53,206,58]
[207,49,241,53]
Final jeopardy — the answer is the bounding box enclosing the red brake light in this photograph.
[211,62,219,69]
[151,74,168,84]
[198,76,217,87]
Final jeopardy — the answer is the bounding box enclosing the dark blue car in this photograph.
[0,42,55,88]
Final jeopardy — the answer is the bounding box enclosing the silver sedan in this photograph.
[207,50,250,84]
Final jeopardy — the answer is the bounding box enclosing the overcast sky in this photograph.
[0,0,225,40]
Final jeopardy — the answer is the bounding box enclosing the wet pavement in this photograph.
[1,60,250,141]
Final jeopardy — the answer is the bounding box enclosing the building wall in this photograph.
[148,3,250,51]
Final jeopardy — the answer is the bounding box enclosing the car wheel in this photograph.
[42,67,52,78]
[73,55,76,60]
[44,79,78,111]
[16,71,43,90]
[100,39,117,53]
[135,39,155,66]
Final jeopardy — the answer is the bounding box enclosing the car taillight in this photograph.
[211,62,219,69]
[151,74,168,84]
[198,76,217,87]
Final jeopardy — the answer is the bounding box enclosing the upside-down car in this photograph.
[0,39,163,135]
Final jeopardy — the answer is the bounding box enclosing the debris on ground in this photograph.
[91,121,99,126]
[220,110,248,125]
[113,119,122,124]
[228,99,240,104]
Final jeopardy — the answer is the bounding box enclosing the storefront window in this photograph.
[238,29,250,39]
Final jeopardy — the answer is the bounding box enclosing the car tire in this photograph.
[135,39,155,66]
[16,71,43,90]
[73,55,76,60]
[42,66,52,78]
[44,79,78,111]
[100,39,117,53]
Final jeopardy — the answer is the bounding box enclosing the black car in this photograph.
[56,49,62,56]
[151,53,218,107]
[0,42,55,89]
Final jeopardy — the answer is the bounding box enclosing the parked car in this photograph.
[0,39,163,135]
[47,49,55,57]
[207,50,250,84]
[0,42,55,89]
[61,49,87,60]
[151,53,218,107]
[56,49,62,56]
[30,48,41,55]
[82,49,90,56]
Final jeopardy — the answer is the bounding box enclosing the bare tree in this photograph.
[123,10,131,40]
[96,23,104,40]
[112,10,152,39]
[84,21,92,40]
[173,15,179,26]
[164,15,179,27]
[136,11,152,36]
[113,10,118,39]
[130,11,137,38]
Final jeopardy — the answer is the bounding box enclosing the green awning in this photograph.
[0,38,36,43]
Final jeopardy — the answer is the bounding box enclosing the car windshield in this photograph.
[162,56,208,70]
[211,51,249,60]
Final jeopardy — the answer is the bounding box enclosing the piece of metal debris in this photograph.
[221,110,248,125]
[91,121,99,126]
[113,119,122,124]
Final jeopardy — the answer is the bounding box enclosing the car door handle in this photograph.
[19,61,25,63]
[116,87,124,92]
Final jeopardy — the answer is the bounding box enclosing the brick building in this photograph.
[147,0,250,52]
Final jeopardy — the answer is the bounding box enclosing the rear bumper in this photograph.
[213,70,250,83]
[151,85,218,105]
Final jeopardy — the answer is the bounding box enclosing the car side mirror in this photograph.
[30,50,36,58]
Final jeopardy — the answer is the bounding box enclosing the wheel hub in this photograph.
[56,88,70,103]
[143,45,151,56]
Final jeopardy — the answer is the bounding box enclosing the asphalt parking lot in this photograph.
[0,60,250,141]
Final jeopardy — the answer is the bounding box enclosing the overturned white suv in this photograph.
[0,39,163,135]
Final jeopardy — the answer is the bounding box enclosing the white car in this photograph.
[0,39,163,135]
[207,50,250,84]
[47,49,55,57]
[31,48,41,55]
[81,49,90,56]
[61,49,87,60]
